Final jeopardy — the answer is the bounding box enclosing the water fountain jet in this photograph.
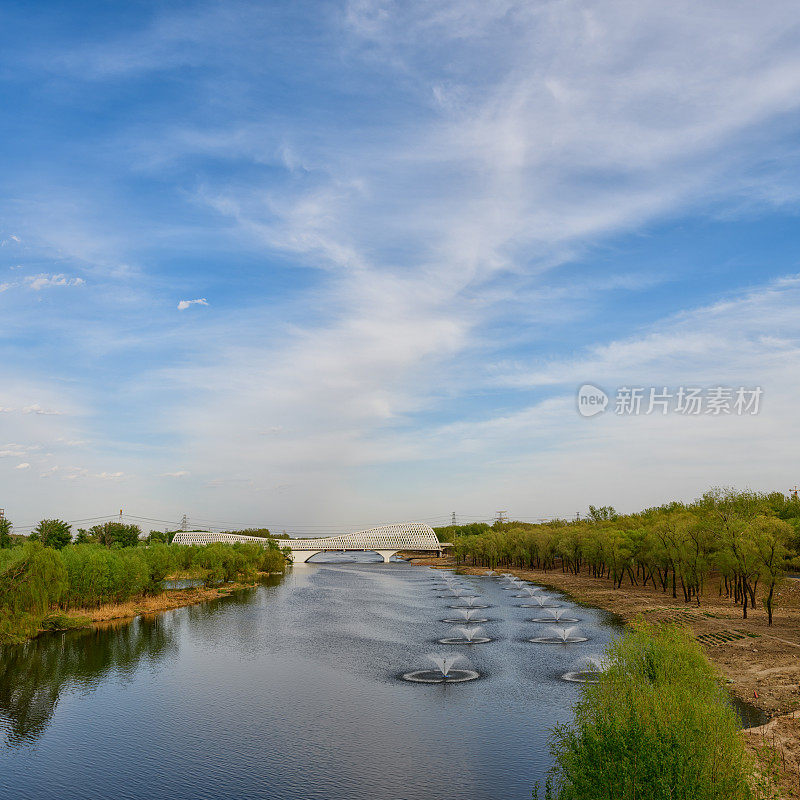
[401,653,480,683]
[438,626,492,645]
[562,655,603,683]
[441,607,489,624]
[527,625,589,644]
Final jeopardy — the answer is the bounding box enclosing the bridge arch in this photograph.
[171,522,441,564]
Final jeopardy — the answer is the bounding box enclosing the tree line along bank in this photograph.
[0,518,289,644]
[435,489,800,625]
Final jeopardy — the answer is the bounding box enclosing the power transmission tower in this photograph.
[451,511,457,526]
[0,508,4,521]
[180,514,188,531]
[495,510,508,524]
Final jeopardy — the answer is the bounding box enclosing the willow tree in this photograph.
[0,543,68,621]
[749,515,792,625]
[547,625,756,800]
[0,518,12,549]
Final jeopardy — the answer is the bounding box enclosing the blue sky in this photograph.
[2,0,800,533]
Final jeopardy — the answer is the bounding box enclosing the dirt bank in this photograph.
[743,712,800,798]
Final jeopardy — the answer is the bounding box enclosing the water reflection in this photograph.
[0,615,177,746]
[0,564,688,800]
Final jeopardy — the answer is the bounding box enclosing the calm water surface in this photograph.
[0,560,624,799]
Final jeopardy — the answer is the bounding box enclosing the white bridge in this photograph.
[171,522,442,563]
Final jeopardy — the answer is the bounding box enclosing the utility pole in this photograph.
[790,486,799,501]
[451,511,457,526]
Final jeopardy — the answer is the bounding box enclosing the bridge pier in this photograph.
[376,550,396,563]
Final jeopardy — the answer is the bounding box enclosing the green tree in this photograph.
[0,518,12,549]
[750,515,792,625]
[30,519,72,550]
[74,528,93,544]
[547,624,756,799]
[89,521,141,548]
[6,543,68,613]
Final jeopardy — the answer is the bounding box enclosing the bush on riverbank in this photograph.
[542,624,763,800]
[0,539,287,643]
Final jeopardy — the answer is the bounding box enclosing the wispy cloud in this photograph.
[1,1,800,522]
[177,298,208,311]
[22,404,64,416]
[25,273,85,290]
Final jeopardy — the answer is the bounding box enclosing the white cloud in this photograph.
[177,298,209,311]
[15,462,31,470]
[0,443,40,457]
[22,404,64,416]
[160,470,189,477]
[24,273,85,291]
[4,2,800,524]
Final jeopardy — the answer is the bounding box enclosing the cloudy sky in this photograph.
[2,0,800,533]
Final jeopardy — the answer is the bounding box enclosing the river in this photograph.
[0,559,658,798]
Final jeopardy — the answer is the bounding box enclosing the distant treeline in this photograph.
[0,516,289,644]
[0,518,291,549]
[435,489,800,625]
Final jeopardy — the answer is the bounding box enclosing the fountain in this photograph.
[444,587,478,600]
[518,593,560,608]
[438,626,492,645]
[448,595,489,609]
[529,608,580,623]
[401,653,480,683]
[527,625,589,644]
[484,569,496,576]
[514,585,543,598]
[562,655,604,683]
[441,607,489,624]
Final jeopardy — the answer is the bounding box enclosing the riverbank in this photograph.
[743,712,800,798]
[16,574,278,641]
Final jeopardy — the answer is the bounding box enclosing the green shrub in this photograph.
[546,624,756,800]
